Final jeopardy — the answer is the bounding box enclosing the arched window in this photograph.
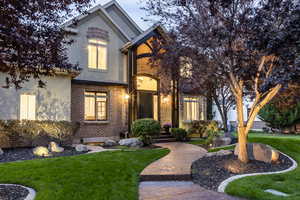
[136,76,158,91]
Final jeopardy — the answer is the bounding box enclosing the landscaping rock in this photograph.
[234,143,279,163]
[48,142,64,153]
[0,148,3,155]
[119,138,143,147]
[33,146,50,157]
[104,139,118,147]
[75,144,88,152]
[224,159,249,173]
[206,150,232,157]
[213,136,232,147]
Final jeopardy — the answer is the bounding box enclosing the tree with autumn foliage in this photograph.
[0,0,92,88]
[145,0,300,163]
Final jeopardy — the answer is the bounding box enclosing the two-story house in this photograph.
[0,0,207,145]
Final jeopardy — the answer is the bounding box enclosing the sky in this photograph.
[93,0,155,30]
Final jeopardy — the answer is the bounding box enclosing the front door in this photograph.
[138,92,153,119]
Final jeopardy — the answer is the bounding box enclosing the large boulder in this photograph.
[0,148,3,155]
[213,136,232,147]
[75,144,88,152]
[33,146,50,157]
[119,138,143,147]
[104,139,118,147]
[206,150,232,157]
[234,143,279,163]
[48,142,64,153]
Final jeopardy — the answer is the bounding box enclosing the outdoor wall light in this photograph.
[163,96,169,103]
[124,94,130,100]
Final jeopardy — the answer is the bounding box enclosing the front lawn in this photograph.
[0,149,168,200]
[226,134,300,200]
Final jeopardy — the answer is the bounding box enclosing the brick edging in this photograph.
[217,151,298,193]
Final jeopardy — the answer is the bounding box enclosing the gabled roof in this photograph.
[103,0,143,34]
[62,1,132,41]
[121,23,169,52]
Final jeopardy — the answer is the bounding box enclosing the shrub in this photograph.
[171,128,187,141]
[0,120,77,147]
[259,102,300,131]
[187,120,219,138]
[131,118,160,145]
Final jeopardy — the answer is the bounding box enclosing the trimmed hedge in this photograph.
[0,120,78,148]
[171,128,187,141]
[131,118,160,146]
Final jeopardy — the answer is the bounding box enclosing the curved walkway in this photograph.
[139,142,243,200]
[141,142,207,180]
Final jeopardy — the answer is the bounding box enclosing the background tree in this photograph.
[0,0,92,88]
[145,0,300,163]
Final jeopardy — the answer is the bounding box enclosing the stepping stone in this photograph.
[265,189,289,197]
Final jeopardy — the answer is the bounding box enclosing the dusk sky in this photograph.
[94,0,155,30]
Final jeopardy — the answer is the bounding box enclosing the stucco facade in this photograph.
[0,73,72,121]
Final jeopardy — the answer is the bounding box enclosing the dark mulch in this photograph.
[0,185,29,200]
[0,147,85,163]
[191,152,293,191]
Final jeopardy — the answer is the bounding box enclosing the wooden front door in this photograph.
[138,92,154,119]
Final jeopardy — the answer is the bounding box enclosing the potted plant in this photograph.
[163,123,172,134]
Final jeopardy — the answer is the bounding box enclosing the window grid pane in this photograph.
[84,92,108,121]
[88,39,107,70]
[184,97,200,121]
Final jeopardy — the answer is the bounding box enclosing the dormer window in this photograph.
[88,39,108,70]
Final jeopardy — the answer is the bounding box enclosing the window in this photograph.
[20,94,36,120]
[88,39,107,70]
[183,97,200,121]
[136,76,158,91]
[84,92,108,121]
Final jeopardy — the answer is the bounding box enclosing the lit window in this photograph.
[84,92,108,121]
[183,97,200,121]
[20,94,36,120]
[136,76,158,91]
[88,39,107,70]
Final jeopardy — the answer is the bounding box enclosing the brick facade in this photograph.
[71,83,128,141]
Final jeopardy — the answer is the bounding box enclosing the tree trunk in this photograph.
[237,127,249,163]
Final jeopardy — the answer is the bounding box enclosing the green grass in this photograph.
[208,145,235,152]
[226,134,300,200]
[0,149,168,200]
[188,139,206,146]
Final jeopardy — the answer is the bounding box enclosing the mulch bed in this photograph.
[191,151,293,191]
[0,185,29,200]
[0,147,85,163]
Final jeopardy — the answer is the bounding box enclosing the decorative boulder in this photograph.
[206,150,232,157]
[48,142,64,153]
[234,143,279,163]
[224,159,249,174]
[119,138,143,147]
[104,139,117,147]
[33,146,50,157]
[75,144,88,152]
[0,148,3,155]
[213,136,232,147]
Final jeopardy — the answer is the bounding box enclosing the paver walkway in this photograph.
[140,142,207,180]
[139,142,243,200]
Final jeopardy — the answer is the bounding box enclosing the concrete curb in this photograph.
[0,184,36,200]
[217,151,298,193]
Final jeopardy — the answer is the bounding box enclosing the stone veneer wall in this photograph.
[71,84,128,141]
